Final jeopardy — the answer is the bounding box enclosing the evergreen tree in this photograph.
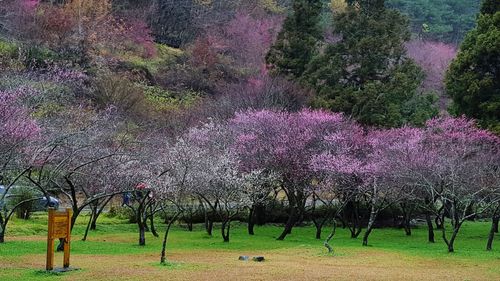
[266,0,323,78]
[481,0,500,15]
[446,0,500,133]
[304,0,436,127]
[386,0,482,44]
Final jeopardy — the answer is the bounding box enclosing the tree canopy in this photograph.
[266,0,323,78]
[446,1,500,133]
[386,0,481,44]
[304,0,437,127]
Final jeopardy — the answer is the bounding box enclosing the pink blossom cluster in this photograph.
[406,40,457,93]
[0,88,40,144]
[229,109,499,199]
[44,66,88,82]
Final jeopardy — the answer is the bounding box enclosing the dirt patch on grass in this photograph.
[4,248,498,281]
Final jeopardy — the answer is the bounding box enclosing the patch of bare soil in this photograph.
[5,248,499,281]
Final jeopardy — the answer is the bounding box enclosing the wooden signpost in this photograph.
[46,208,72,271]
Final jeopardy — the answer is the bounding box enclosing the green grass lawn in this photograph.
[1,213,499,281]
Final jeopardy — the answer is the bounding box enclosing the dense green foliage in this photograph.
[266,0,323,78]
[304,0,437,127]
[481,0,500,15]
[386,0,481,44]
[446,2,500,133]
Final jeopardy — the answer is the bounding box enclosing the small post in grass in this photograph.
[46,208,73,271]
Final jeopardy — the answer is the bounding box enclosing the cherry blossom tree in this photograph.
[242,169,278,235]
[231,109,355,240]
[0,88,41,243]
[310,121,368,250]
[182,10,281,95]
[421,117,500,252]
[406,40,457,96]
[362,127,428,246]
[24,107,138,249]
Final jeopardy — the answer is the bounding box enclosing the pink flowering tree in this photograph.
[24,107,137,248]
[310,120,368,251]
[0,88,41,243]
[185,11,281,94]
[406,40,457,95]
[231,109,354,240]
[220,12,280,75]
[420,117,500,252]
[362,127,430,246]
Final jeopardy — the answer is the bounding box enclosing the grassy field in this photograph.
[1,213,499,281]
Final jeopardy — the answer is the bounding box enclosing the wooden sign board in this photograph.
[52,215,69,238]
[46,208,72,271]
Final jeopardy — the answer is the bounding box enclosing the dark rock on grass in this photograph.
[252,256,265,262]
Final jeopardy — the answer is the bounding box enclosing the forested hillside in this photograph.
[0,0,484,130]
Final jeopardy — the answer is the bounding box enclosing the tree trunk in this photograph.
[337,215,347,229]
[487,215,499,251]
[346,202,362,238]
[221,220,230,242]
[0,228,4,243]
[160,212,180,265]
[401,203,412,236]
[90,214,98,230]
[362,203,378,246]
[89,203,98,231]
[494,216,499,233]
[441,219,461,253]
[138,202,147,246]
[206,218,213,236]
[185,210,194,232]
[0,215,7,243]
[351,225,362,238]
[312,216,327,240]
[149,213,159,238]
[435,211,444,230]
[82,213,93,241]
[277,207,296,240]
[447,230,459,253]
[425,212,435,243]
[139,222,146,246]
[324,220,337,253]
[91,197,111,231]
[248,207,255,235]
[315,222,323,240]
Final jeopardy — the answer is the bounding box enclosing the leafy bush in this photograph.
[107,206,137,223]
[21,46,59,68]
[143,85,200,112]
[116,43,183,78]
[8,187,38,220]
[0,40,22,69]
[0,40,18,59]
[90,72,148,118]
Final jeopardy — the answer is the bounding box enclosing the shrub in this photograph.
[0,40,18,59]
[21,46,59,69]
[107,206,137,223]
[8,187,38,220]
[0,39,21,69]
[90,72,148,118]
